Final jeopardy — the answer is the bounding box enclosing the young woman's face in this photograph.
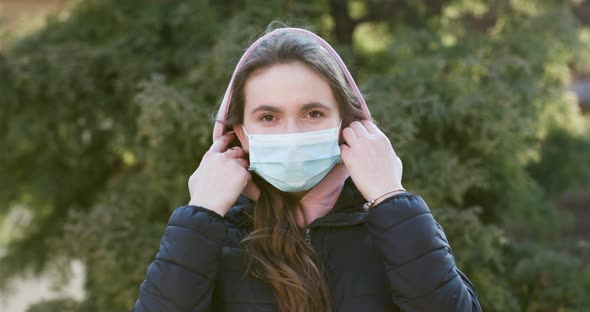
[235,61,341,153]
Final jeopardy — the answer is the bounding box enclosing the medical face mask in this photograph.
[242,123,342,193]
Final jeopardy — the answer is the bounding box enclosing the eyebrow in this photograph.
[250,102,333,115]
[302,102,332,111]
[251,105,281,114]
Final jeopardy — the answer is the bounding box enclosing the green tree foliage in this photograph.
[1,0,589,311]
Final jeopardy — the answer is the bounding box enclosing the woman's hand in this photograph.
[340,120,404,202]
[188,132,251,216]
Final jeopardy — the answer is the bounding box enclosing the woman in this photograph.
[133,27,481,312]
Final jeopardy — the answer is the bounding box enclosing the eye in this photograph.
[259,114,276,122]
[306,110,324,119]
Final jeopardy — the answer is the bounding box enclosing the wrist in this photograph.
[188,198,228,217]
[362,186,406,211]
[371,189,405,206]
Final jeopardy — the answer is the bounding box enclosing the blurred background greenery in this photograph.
[1,0,590,311]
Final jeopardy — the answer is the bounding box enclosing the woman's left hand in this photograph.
[340,120,404,202]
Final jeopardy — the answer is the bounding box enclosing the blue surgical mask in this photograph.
[242,123,342,192]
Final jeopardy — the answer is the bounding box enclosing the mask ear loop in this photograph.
[337,120,345,147]
[241,124,255,172]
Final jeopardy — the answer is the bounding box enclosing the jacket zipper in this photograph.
[305,227,311,244]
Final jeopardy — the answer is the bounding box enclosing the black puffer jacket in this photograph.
[133,177,481,311]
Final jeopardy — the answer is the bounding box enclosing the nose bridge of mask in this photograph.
[243,123,342,163]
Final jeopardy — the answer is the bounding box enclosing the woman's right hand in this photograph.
[188,132,251,216]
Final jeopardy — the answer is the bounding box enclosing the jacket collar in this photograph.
[225,177,368,229]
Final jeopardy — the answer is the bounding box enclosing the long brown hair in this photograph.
[224,26,368,312]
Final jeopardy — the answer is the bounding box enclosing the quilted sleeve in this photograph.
[132,205,229,312]
[366,192,482,312]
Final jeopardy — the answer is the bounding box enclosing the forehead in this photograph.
[243,61,338,112]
